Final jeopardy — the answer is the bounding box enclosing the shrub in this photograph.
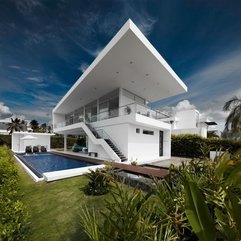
[171,134,241,157]
[0,145,29,240]
[50,136,78,149]
[0,134,11,147]
[83,168,112,196]
[80,151,241,241]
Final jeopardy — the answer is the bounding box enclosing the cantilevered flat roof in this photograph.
[54,19,187,114]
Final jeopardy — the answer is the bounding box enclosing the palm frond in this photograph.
[223,96,241,111]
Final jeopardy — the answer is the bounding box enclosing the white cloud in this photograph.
[78,62,89,73]
[184,49,241,101]
[161,100,196,115]
[26,76,43,82]
[8,65,21,69]
[0,102,13,119]
[175,100,196,112]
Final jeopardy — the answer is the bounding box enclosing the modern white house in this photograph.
[52,19,187,164]
[167,109,217,138]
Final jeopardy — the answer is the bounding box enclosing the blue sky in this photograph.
[0,0,241,131]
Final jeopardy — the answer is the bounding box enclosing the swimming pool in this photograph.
[16,153,99,180]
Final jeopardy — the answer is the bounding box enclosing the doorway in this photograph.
[159,131,163,156]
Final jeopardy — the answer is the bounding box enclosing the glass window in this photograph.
[143,130,154,135]
[85,101,97,122]
[99,101,108,113]
[109,96,119,118]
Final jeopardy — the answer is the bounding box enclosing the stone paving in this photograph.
[150,156,192,168]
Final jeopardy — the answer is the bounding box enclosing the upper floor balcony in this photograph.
[54,103,168,129]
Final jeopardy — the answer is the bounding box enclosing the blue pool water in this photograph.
[17,153,96,178]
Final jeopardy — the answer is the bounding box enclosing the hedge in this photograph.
[0,135,11,147]
[171,134,241,158]
[50,136,81,149]
[0,145,29,240]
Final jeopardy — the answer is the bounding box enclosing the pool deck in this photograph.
[52,150,169,178]
[17,150,190,182]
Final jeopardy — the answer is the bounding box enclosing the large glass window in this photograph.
[123,89,145,105]
[85,100,97,123]
[74,107,84,123]
[109,96,119,118]
[65,112,74,125]
[65,89,120,124]
[99,89,119,120]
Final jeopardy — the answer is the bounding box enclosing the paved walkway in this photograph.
[150,156,191,168]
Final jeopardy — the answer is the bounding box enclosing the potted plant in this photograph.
[125,106,131,115]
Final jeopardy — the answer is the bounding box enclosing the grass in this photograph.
[16,162,110,241]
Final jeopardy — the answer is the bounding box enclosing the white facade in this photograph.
[167,109,217,138]
[52,19,187,164]
[12,132,54,153]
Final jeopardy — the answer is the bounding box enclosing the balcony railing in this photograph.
[54,103,168,129]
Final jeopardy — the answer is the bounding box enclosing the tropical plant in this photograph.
[223,96,241,133]
[83,168,112,195]
[80,151,241,241]
[30,119,39,132]
[183,151,241,241]
[39,123,47,133]
[80,182,178,241]
[7,117,24,134]
[0,145,29,240]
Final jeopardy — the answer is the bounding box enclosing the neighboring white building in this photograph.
[12,132,54,153]
[52,19,187,164]
[166,109,217,138]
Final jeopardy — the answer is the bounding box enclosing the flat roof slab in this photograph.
[54,20,187,114]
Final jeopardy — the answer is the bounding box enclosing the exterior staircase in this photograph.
[85,123,100,138]
[104,139,127,162]
[86,123,127,162]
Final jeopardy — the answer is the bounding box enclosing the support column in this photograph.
[64,134,67,152]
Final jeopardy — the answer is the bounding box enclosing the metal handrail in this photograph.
[55,102,169,128]
[96,129,123,154]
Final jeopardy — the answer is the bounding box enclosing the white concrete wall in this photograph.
[127,124,159,162]
[174,109,199,129]
[97,124,129,158]
[12,132,53,153]
[90,113,171,163]
[53,113,65,129]
[88,138,110,160]
[163,130,171,157]
[172,127,207,138]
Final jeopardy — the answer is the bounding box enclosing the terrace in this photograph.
[54,102,168,129]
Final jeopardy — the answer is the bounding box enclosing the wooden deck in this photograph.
[52,151,168,178]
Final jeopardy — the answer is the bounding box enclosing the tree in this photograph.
[39,123,47,133]
[7,118,24,134]
[223,96,241,133]
[30,119,39,132]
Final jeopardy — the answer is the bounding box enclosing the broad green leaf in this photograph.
[215,208,237,241]
[183,173,216,241]
[224,162,241,187]
[226,190,241,238]
[215,152,231,179]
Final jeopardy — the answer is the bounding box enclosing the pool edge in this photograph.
[43,164,105,182]
[14,155,44,182]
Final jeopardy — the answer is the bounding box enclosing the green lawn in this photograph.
[17,163,109,241]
